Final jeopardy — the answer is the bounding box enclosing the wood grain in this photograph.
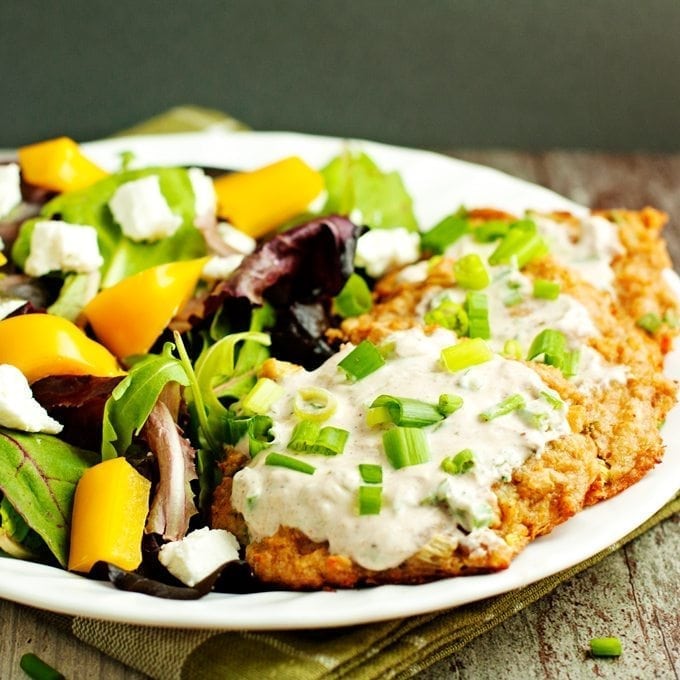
[1,151,678,680]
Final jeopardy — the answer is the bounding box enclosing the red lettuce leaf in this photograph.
[32,375,123,451]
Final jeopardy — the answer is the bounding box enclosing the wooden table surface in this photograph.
[1,150,679,680]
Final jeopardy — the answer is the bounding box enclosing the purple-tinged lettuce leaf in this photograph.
[0,428,97,566]
[204,216,360,369]
[32,375,123,451]
[141,389,198,541]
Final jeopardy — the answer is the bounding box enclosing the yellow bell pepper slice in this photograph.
[84,258,206,359]
[0,314,122,383]
[213,156,324,238]
[18,137,108,193]
[68,457,151,573]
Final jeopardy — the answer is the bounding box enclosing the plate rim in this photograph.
[0,129,677,630]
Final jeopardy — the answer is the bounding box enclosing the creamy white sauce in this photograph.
[430,234,628,390]
[231,328,571,571]
[531,214,624,291]
[442,213,624,293]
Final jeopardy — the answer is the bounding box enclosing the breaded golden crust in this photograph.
[211,208,678,590]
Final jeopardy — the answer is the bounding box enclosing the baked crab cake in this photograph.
[212,327,602,589]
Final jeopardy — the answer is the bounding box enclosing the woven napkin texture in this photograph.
[39,106,680,679]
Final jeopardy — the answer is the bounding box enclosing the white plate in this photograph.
[1,131,678,630]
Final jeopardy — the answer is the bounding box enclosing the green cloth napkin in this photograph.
[38,106,680,679]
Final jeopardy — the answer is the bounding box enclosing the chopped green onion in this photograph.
[366,405,392,427]
[421,214,469,254]
[472,220,510,243]
[358,485,382,515]
[480,393,526,421]
[502,339,523,359]
[19,654,64,680]
[288,421,349,455]
[383,427,431,469]
[520,409,549,430]
[424,299,469,335]
[333,273,373,318]
[489,220,549,268]
[438,393,464,416]
[288,421,320,451]
[265,452,316,475]
[589,637,622,658]
[294,386,337,422]
[532,278,561,300]
[454,253,490,290]
[562,349,581,377]
[503,289,524,307]
[248,415,274,455]
[636,312,662,334]
[338,340,385,381]
[441,338,494,372]
[540,389,564,409]
[370,394,444,427]
[441,448,475,474]
[527,329,567,368]
[359,463,383,484]
[465,291,491,339]
[377,341,396,359]
[311,426,349,456]
[240,377,284,415]
[663,310,679,328]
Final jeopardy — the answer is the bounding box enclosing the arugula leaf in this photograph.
[0,429,96,566]
[321,150,418,231]
[12,167,205,288]
[101,344,190,460]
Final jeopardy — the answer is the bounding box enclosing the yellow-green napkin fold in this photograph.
[38,107,679,679]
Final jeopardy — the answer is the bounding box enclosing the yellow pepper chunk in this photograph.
[18,136,108,193]
[0,314,123,383]
[84,258,206,359]
[68,457,151,573]
[213,156,324,238]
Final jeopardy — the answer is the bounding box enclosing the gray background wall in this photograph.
[2,1,679,150]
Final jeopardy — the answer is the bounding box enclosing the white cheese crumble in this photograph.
[0,163,21,219]
[0,298,27,320]
[158,527,240,587]
[109,175,182,242]
[188,167,217,220]
[216,222,256,254]
[0,364,63,434]
[355,227,420,278]
[202,254,245,280]
[24,220,103,277]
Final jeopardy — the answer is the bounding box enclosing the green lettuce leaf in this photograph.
[0,429,97,566]
[321,150,418,231]
[12,167,206,288]
[101,344,190,460]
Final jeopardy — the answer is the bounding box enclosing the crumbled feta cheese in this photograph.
[158,527,240,587]
[202,254,245,280]
[0,298,26,320]
[188,167,217,219]
[0,163,21,219]
[216,222,256,254]
[354,227,421,278]
[109,175,182,242]
[0,364,63,434]
[24,220,103,277]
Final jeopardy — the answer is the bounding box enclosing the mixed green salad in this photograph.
[0,137,427,596]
